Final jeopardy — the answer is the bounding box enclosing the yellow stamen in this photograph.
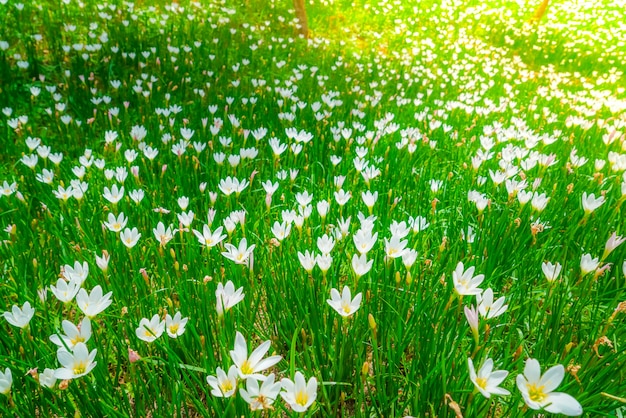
[527,383,547,403]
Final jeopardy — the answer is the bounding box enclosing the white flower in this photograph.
[103,212,128,233]
[50,278,81,303]
[136,314,165,343]
[327,286,362,317]
[581,192,604,215]
[153,222,174,247]
[280,371,318,412]
[0,368,12,395]
[542,261,562,282]
[580,253,599,276]
[351,253,373,278]
[221,237,255,265]
[2,301,35,328]
[103,184,124,204]
[468,358,510,398]
[63,261,89,285]
[216,281,245,316]
[297,250,317,273]
[476,288,508,319]
[207,365,238,397]
[452,262,484,296]
[516,358,582,416]
[230,331,282,381]
[120,227,141,248]
[353,229,377,255]
[54,342,97,380]
[76,285,112,318]
[50,317,92,349]
[165,312,188,338]
[240,374,282,411]
[193,225,226,248]
[39,368,57,389]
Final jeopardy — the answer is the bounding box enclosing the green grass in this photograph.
[0,0,625,416]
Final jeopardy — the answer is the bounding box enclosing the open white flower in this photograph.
[54,342,97,380]
[39,368,57,389]
[230,331,282,380]
[136,314,165,343]
[207,365,238,397]
[76,285,112,318]
[165,312,188,338]
[240,374,282,411]
[221,238,255,266]
[216,281,245,316]
[477,288,508,319]
[327,286,362,317]
[280,371,318,412]
[50,317,92,349]
[581,192,604,215]
[50,277,81,304]
[452,262,484,296]
[516,358,582,416]
[3,301,35,328]
[468,358,510,398]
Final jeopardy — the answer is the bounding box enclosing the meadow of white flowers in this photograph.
[0,0,625,416]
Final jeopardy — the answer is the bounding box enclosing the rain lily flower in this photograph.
[76,285,112,318]
[464,305,479,343]
[0,368,12,395]
[352,253,373,278]
[50,317,92,349]
[39,368,57,389]
[221,237,256,265]
[271,221,292,242]
[193,225,227,248]
[353,229,378,255]
[316,254,333,274]
[3,301,35,328]
[602,232,626,260]
[216,280,245,316]
[580,253,599,276]
[467,358,510,398]
[327,286,362,317]
[516,358,583,416]
[103,212,128,233]
[477,288,508,319]
[120,227,141,248]
[280,371,318,412]
[165,312,188,338]
[240,374,282,411]
[230,331,282,380]
[531,192,550,212]
[50,277,81,303]
[207,365,238,397]
[542,261,562,282]
[297,250,317,272]
[136,314,165,343]
[95,251,110,272]
[581,192,604,215]
[452,262,484,296]
[63,261,89,284]
[103,184,124,204]
[54,342,97,380]
[384,235,408,259]
[153,222,174,247]
[316,234,335,255]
